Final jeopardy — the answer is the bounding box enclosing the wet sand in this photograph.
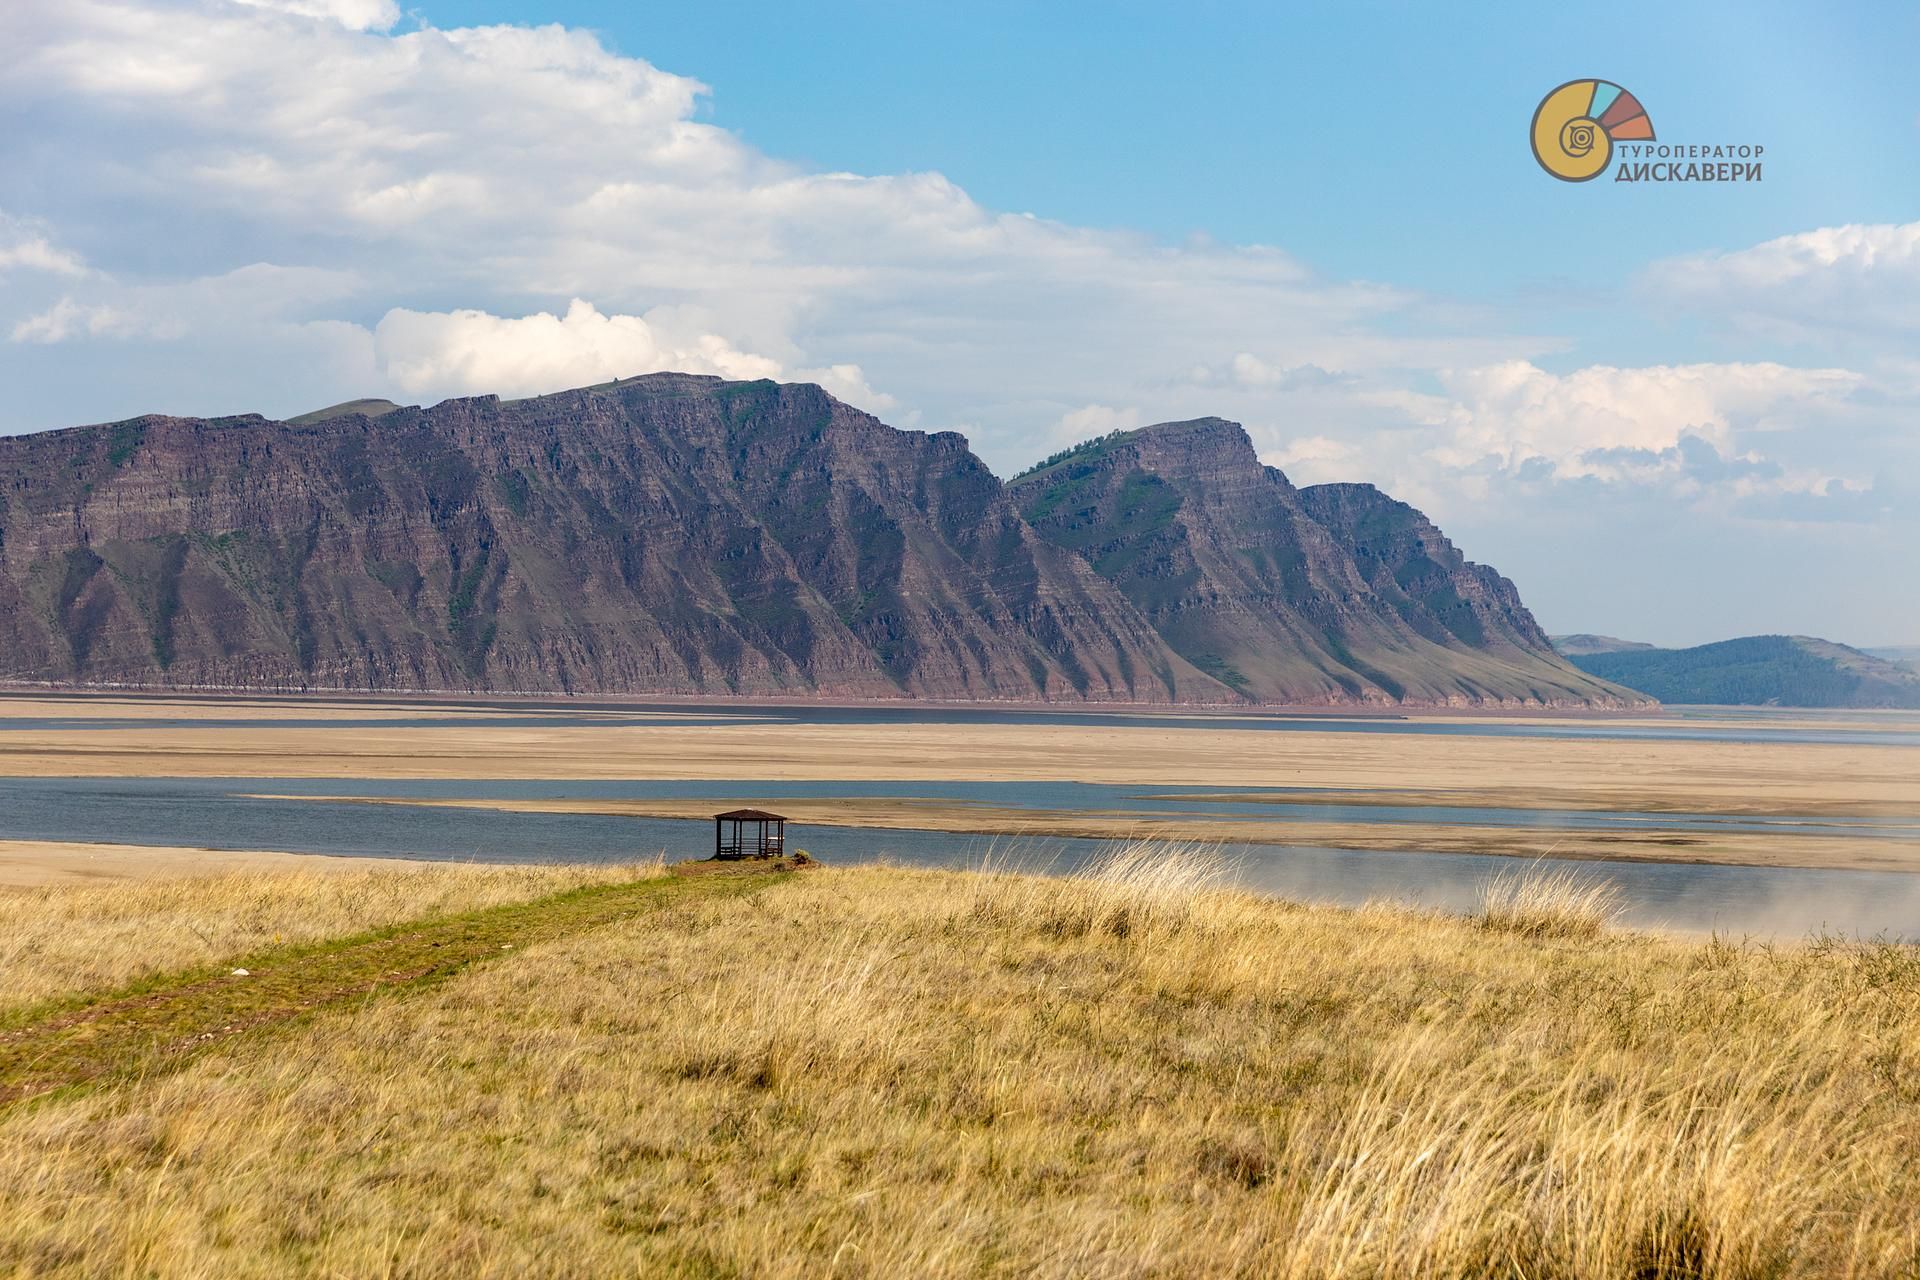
[4,695,1916,874]
[1,713,1911,817]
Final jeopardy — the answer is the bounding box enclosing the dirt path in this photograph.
[0,864,793,1107]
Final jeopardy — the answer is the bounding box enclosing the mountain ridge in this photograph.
[0,375,1646,707]
[1008,416,1635,707]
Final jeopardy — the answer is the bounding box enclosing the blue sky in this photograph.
[1,0,1915,645]
[431,0,1919,295]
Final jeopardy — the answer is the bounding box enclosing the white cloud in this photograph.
[1426,360,1861,482]
[1667,222,1920,289]
[231,0,399,30]
[1652,221,1920,339]
[371,299,782,400]
[0,212,88,276]
[0,0,1910,661]
[792,364,897,414]
[363,299,902,413]
[9,263,360,345]
[1262,435,1363,485]
[0,239,87,276]
[0,0,1475,454]
[1047,404,1142,448]
[10,298,143,343]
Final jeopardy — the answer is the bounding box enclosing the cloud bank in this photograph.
[0,0,1911,643]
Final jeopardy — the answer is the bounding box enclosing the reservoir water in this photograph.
[4,696,1919,748]
[3,776,1915,941]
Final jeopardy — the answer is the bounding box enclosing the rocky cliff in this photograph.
[0,377,1642,706]
[1010,420,1639,707]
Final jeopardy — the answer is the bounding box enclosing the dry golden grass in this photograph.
[0,860,656,1012]
[2,850,1918,1277]
[1475,860,1624,939]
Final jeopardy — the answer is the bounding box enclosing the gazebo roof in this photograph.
[713,808,787,821]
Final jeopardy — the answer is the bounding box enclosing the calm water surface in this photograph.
[4,697,1918,747]
[3,776,1915,941]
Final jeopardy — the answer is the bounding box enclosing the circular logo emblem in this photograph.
[1531,80,1655,181]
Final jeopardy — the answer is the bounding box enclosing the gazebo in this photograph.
[713,808,788,860]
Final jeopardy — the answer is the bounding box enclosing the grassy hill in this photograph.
[1550,633,1656,656]
[4,852,1918,1275]
[1567,634,1920,708]
[1867,645,1920,673]
[284,397,404,426]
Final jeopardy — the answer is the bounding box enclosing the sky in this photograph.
[0,0,1915,647]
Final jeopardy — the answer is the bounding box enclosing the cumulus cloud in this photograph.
[9,264,361,346]
[1651,222,1920,340]
[1425,360,1861,483]
[232,0,399,30]
[0,212,89,276]
[1046,404,1142,449]
[0,239,88,276]
[791,364,898,414]
[11,299,144,343]
[0,0,1477,457]
[1262,435,1363,485]
[363,301,907,413]
[0,0,1910,643]
[371,299,781,399]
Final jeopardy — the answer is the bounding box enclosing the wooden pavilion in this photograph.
[713,808,788,860]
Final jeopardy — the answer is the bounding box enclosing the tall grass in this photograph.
[968,836,1228,938]
[2,848,1916,1276]
[1476,860,1623,939]
[0,859,660,1011]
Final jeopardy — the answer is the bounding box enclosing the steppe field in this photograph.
[2,695,1918,1276]
[3,849,1919,1277]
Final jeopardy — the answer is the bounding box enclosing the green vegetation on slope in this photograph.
[1569,634,1920,708]
[1550,633,1656,656]
[285,398,403,426]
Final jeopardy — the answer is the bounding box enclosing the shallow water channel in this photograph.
[4,776,1916,941]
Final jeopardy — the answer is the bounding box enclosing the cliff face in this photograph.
[0,378,1642,706]
[1011,420,1643,708]
[1294,482,1555,656]
[0,376,1217,700]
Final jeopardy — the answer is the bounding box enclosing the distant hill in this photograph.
[286,398,404,426]
[1551,634,1656,657]
[1867,646,1920,672]
[1566,636,1920,708]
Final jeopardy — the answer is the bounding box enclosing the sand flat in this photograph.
[1,715,1914,817]
[0,840,429,887]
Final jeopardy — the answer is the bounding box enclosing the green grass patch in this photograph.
[0,868,788,1109]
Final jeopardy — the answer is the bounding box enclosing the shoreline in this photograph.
[0,840,435,887]
[243,794,1920,874]
[0,685,1662,720]
[2,694,1914,877]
